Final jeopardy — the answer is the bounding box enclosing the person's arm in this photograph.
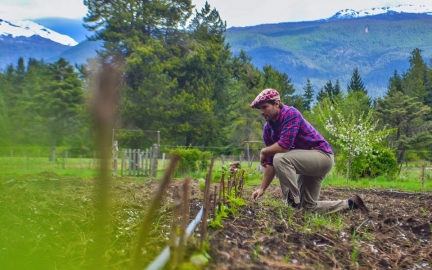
[261,142,288,156]
[251,165,276,200]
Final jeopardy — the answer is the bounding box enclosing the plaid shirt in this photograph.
[263,105,333,165]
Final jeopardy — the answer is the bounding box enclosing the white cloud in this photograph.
[0,0,430,26]
[193,0,432,27]
[0,0,87,21]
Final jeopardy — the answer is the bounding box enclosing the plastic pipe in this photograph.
[146,206,204,270]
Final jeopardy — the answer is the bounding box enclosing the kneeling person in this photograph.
[250,88,368,214]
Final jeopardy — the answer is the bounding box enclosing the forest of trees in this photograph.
[1,1,432,173]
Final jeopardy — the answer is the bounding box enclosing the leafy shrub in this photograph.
[198,151,211,172]
[367,147,399,178]
[169,148,211,174]
[335,147,398,179]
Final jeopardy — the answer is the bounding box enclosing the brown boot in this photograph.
[348,195,369,213]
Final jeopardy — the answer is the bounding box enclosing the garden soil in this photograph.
[153,179,432,270]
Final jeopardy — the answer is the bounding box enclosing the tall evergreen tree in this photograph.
[32,58,84,160]
[225,50,264,150]
[316,87,327,103]
[402,48,428,102]
[376,91,432,165]
[84,0,193,57]
[302,78,314,111]
[262,64,296,103]
[387,70,403,96]
[347,68,367,94]
[333,79,341,95]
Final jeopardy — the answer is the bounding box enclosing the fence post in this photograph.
[145,149,149,176]
[151,144,159,177]
[120,149,124,176]
[134,149,138,176]
[112,141,118,177]
[128,149,132,176]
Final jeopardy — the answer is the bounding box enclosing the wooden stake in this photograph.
[200,157,215,251]
[177,178,190,267]
[133,155,180,270]
[212,186,218,219]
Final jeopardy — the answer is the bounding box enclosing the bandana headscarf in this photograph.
[250,88,280,108]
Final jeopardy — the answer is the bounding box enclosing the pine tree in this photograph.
[376,91,432,165]
[402,48,428,101]
[33,58,84,160]
[316,87,327,103]
[333,79,341,96]
[387,70,403,96]
[262,64,296,103]
[347,68,367,94]
[302,78,314,111]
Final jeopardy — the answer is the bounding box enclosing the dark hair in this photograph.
[268,100,284,109]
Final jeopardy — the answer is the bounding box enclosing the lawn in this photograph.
[0,156,431,269]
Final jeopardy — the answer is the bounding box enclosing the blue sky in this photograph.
[0,0,430,27]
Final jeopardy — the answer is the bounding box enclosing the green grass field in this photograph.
[0,156,431,269]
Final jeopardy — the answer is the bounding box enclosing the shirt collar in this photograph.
[273,104,286,123]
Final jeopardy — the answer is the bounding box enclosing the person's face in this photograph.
[257,101,280,122]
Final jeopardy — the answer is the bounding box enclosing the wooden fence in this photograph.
[112,142,159,177]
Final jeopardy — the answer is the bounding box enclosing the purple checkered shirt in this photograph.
[263,105,333,165]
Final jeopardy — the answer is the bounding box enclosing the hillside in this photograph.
[0,35,70,68]
[226,13,432,98]
[2,11,432,98]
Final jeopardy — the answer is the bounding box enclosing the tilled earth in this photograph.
[196,185,432,270]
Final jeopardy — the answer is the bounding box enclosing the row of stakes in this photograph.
[139,157,246,269]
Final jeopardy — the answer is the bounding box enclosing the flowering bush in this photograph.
[319,98,390,183]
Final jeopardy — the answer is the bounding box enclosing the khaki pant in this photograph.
[273,149,349,214]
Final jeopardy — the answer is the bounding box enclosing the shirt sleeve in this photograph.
[262,124,275,166]
[278,108,300,150]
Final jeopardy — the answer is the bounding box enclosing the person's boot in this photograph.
[348,195,369,213]
[286,195,298,209]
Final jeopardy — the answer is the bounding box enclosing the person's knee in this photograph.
[273,153,285,168]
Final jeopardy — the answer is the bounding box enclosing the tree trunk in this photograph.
[49,139,56,162]
[346,157,352,185]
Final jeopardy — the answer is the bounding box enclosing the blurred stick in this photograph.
[176,178,190,267]
[219,172,225,204]
[133,155,180,270]
[200,157,215,251]
[89,56,124,269]
[170,183,182,267]
[212,186,217,219]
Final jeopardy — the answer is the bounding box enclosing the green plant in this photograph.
[252,244,260,259]
[226,195,246,211]
[209,204,229,228]
[419,207,428,216]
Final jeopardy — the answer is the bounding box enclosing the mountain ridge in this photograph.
[2,5,432,98]
[0,18,78,46]
[226,12,432,98]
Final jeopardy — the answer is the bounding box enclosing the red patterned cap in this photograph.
[250,88,280,108]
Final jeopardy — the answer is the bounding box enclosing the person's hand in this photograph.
[251,188,264,200]
[260,151,268,167]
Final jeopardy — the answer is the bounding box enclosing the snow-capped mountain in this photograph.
[0,18,77,46]
[329,4,432,20]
